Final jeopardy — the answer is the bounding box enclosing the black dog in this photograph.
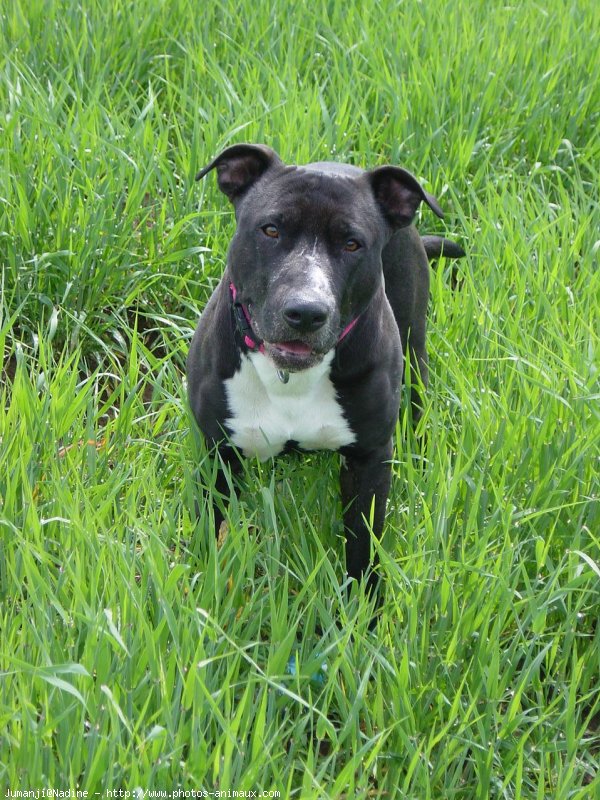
[187,144,464,597]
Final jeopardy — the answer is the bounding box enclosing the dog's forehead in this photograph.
[243,163,378,225]
[301,161,365,179]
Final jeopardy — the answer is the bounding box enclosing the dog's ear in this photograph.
[195,144,282,202]
[368,166,444,228]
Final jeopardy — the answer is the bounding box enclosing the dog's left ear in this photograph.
[368,166,444,228]
[195,143,283,203]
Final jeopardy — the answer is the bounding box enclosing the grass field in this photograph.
[1,0,599,796]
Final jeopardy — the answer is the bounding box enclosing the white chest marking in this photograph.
[224,351,356,460]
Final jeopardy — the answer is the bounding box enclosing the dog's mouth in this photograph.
[263,340,324,371]
[272,340,314,357]
[242,300,332,371]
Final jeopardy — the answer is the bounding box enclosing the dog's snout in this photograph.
[282,299,329,333]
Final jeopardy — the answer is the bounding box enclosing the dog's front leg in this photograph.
[339,441,393,596]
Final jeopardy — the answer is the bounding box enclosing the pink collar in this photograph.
[230,282,265,353]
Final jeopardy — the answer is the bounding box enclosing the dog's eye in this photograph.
[261,224,279,239]
[344,239,361,252]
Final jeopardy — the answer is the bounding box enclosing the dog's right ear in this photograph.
[195,144,282,203]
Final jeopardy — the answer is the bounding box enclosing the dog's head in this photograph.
[197,144,443,372]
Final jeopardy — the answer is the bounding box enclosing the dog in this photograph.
[187,144,464,601]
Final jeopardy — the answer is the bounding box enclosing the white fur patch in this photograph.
[224,350,355,460]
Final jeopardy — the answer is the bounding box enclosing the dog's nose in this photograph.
[282,299,329,333]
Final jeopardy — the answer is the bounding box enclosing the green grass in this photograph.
[1,0,599,796]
